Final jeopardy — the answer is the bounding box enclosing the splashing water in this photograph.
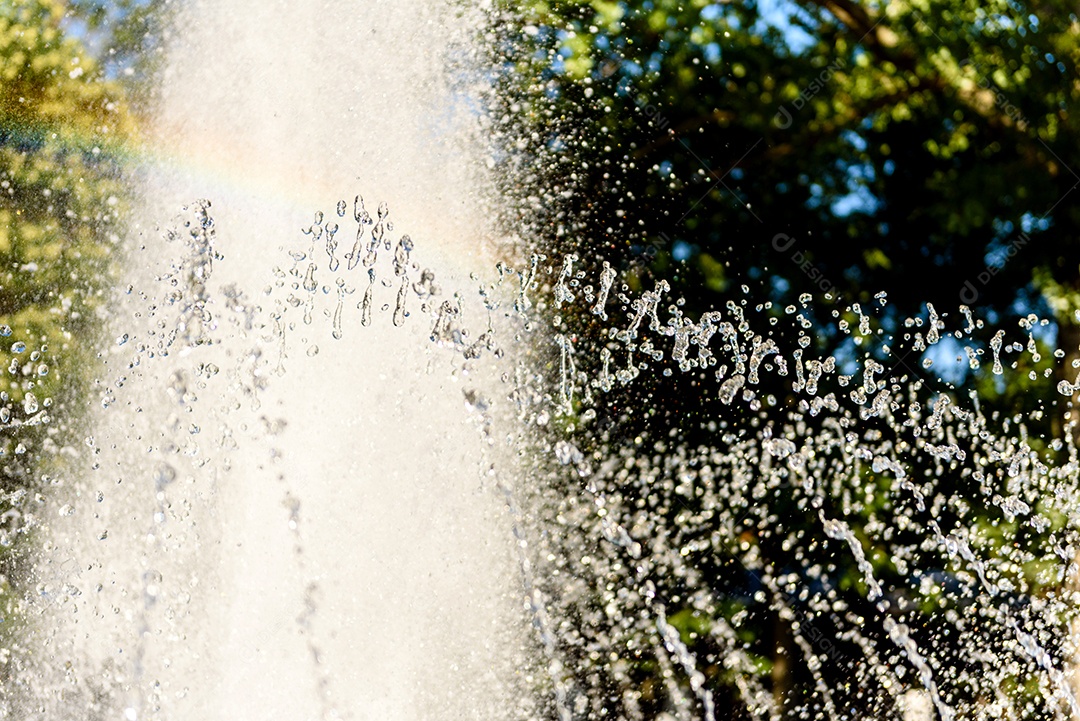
[3,2,1080,721]
[5,1,525,720]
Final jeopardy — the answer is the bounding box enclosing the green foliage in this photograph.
[0,0,135,656]
[0,0,134,408]
[495,0,1080,331]
[489,0,1080,716]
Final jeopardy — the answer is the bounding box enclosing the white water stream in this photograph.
[21,2,524,719]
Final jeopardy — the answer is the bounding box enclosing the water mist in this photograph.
[12,1,525,719]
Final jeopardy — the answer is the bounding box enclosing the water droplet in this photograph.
[554,440,582,465]
[303,263,318,292]
[154,464,177,489]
